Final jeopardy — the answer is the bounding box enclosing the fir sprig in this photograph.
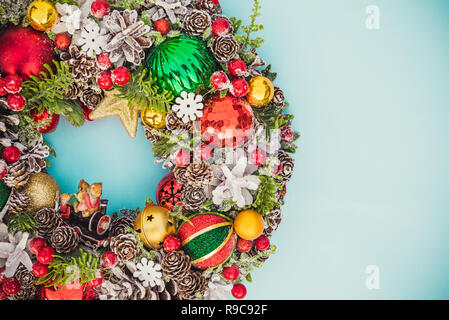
[126,227,158,262]
[7,212,36,234]
[231,0,265,50]
[149,128,200,158]
[252,175,281,216]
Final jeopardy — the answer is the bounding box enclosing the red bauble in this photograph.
[32,261,49,278]
[97,70,114,90]
[254,235,270,251]
[37,246,55,265]
[194,144,213,161]
[2,278,20,295]
[97,53,113,70]
[0,78,7,96]
[91,0,110,19]
[88,272,104,288]
[81,103,94,121]
[7,93,26,111]
[231,78,248,98]
[29,237,47,255]
[228,59,247,77]
[281,125,295,143]
[3,146,21,163]
[112,66,131,86]
[175,149,191,167]
[0,26,55,80]
[231,283,247,299]
[31,109,60,134]
[212,18,231,36]
[163,235,181,253]
[42,282,84,300]
[54,33,72,50]
[200,94,254,148]
[0,267,5,284]
[0,285,7,300]
[0,160,7,179]
[154,19,170,36]
[210,71,230,90]
[250,149,267,166]
[236,238,252,253]
[156,173,183,211]
[101,251,118,269]
[222,265,239,281]
[4,74,22,93]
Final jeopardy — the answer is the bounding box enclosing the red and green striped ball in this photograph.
[177,212,236,269]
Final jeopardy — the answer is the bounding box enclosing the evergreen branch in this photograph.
[126,227,157,262]
[232,0,265,50]
[252,175,281,216]
[169,204,193,227]
[149,128,199,158]
[7,212,36,234]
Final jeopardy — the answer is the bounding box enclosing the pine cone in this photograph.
[177,271,207,300]
[183,10,211,36]
[185,161,213,188]
[14,265,36,288]
[35,208,62,238]
[148,279,180,300]
[51,225,80,253]
[165,112,192,132]
[8,286,36,300]
[22,135,50,173]
[63,82,84,100]
[275,151,295,183]
[210,35,239,63]
[181,186,206,211]
[60,45,100,83]
[173,166,189,185]
[110,216,134,237]
[161,250,191,280]
[194,0,222,15]
[276,184,287,203]
[143,126,161,144]
[79,87,104,109]
[7,189,30,214]
[110,233,140,261]
[273,87,285,105]
[3,160,30,189]
[264,208,282,235]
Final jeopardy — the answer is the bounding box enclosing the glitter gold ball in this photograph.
[247,76,275,108]
[27,0,58,31]
[141,108,166,129]
[22,173,60,213]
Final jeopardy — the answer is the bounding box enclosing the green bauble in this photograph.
[147,35,217,96]
[0,180,11,211]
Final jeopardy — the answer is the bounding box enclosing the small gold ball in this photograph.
[22,173,60,213]
[134,204,175,249]
[27,0,58,31]
[141,108,166,130]
[247,76,275,108]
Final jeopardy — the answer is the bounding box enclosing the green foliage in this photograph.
[261,64,278,82]
[0,0,33,25]
[7,212,36,234]
[125,227,158,262]
[231,0,265,50]
[110,0,149,10]
[253,102,290,139]
[169,204,193,227]
[252,175,281,216]
[149,128,199,158]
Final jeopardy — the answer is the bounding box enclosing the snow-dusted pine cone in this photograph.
[60,45,100,83]
[14,265,36,288]
[110,233,140,261]
[264,208,282,235]
[51,225,80,254]
[8,286,36,300]
[273,87,285,105]
[110,216,134,237]
[143,126,161,144]
[275,151,295,183]
[161,250,191,280]
[79,87,104,109]
[276,184,287,203]
[177,271,207,300]
[3,160,29,189]
[185,161,213,189]
[63,82,84,100]
[194,0,221,15]
[145,0,193,24]
[210,34,239,63]
[181,186,206,211]
[148,279,180,300]
[173,166,189,185]
[183,10,211,36]
[7,189,30,214]
[165,112,192,132]
[35,208,62,238]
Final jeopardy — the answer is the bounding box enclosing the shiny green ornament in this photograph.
[0,180,11,211]
[147,35,217,97]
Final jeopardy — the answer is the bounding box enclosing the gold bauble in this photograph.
[234,209,265,240]
[22,173,60,213]
[27,0,58,31]
[247,76,275,107]
[141,108,166,130]
[134,204,175,249]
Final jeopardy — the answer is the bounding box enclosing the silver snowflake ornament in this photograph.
[172,91,204,124]
[73,18,109,57]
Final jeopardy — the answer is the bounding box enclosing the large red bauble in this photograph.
[0,26,55,80]
[30,109,60,134]
[200,94,254,148]
[156,173,183,211]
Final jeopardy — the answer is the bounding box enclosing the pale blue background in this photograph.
[45,0,449,299]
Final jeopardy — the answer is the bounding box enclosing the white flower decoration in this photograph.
[203,274,233,300]
[0,224,33,278]
[52,3,82,35]
[172,91,204,124]
[133,258,164,288]
[73,19,109,57]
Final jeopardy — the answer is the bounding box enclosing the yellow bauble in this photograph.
[22,173,60,213]
[134,204,175,249]
[141,108,166,129]
[27,0,58,31]
[247,76,275,107]
[234,209,265,240]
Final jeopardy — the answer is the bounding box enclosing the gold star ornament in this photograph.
[89,89,140,138]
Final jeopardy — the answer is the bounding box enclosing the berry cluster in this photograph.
[0,74,26,111]
[0,267,21,299]
[210,58,249,98]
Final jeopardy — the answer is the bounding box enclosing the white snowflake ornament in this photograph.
[73,19,109,57]
[172,91,204,124]
[52,3,82,35]
[133,258,164,288]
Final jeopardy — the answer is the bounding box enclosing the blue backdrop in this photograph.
[46,0,449,299]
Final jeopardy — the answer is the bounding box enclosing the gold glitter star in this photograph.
[89,89,140,138]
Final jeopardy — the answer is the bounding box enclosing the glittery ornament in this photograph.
[141,108,166,130]
[0,180,11,213]
[146,35,217,96]
[27,0,58,31]
[177,212,236,269]
[156,173,183,211]
[200,94,254,148]
[21,173,60,213]
[233,209,264,241]
[247,76,274,107]
[134,204,176,249]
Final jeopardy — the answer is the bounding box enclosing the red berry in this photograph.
[54,33,71,50]
[91,0,110,19]
[222,265,239,281]
[0,78,7,96]
[174,149,191,167]
[97,52,113,70]
[163,236,181,253]
[231,283,247,299]
[2,278,20,295]
[0,267,6,284]
[0,285,7,300]
[194,144,212,161]
[254,235,270,251]
[3,146,21,163]
[112,66,131,86]
[4,74,22,93]
[32,261,49,278]
[210,71,230,90]
[7,93,26,111]
[231,78,248,98]
[37,246,55,265]
[0,160,7,179]
[154,19,170,36]
[101,251,118,269]
[236,238,252,253]
[97,70,114,90]
[29,237,47,255]
[281,125,295,143]
[227,59,247,77]
[212,18,231,36]
[250,149,267,166]
[88,272,104,288]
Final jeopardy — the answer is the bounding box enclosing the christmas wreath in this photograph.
[0,0,298,300]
